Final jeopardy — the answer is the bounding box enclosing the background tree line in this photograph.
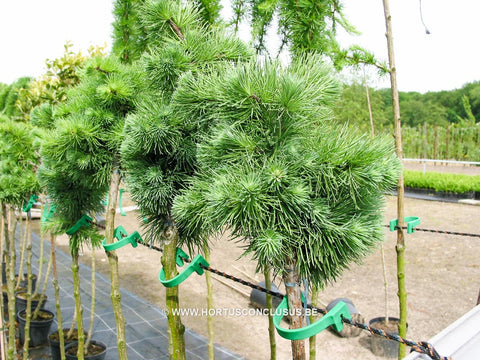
[3,75,480,162]
[335,79,480,160]
[335,78,480,129]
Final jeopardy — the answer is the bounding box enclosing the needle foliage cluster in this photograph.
[120,0,253,248]
[0,115,40,206]
[37,56,144,254]
[112,0,149,63]
[172,55,402,288]
[228,0,384,72]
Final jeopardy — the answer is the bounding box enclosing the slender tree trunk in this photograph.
[22,217,33,359]
[204,248,215,360]
[2,203,9,290]
[32,245,52,319]
[6,207,18,359]
[308,288,319,360]
[0,203,6,360]
[382,1,407,358]
[35,214,45,292]
[380,245,389,324]
[1,203,5,275]
[16,215,26,289]
[161,224,186,360]
[0,291,5,360]
[51,233,67,360]
[72,251,86,360]
[104,169,128,359]
[283,257,306,360]
[86,247,96,349]
[264,267,276,360]
[67,308,78,338]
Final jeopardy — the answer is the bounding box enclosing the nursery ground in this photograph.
[51,170,480,360]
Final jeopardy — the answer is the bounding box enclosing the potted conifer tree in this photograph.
[120,1,252,358]
[22,42,109,360]
[0,113,42,358]
[37,52,144,359]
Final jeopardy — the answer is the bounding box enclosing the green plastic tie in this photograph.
[22,195,39,212]
[101,193,108,206]
[102,225,141,252]
[273,297,351,340]
[114,225,128,240]
[66,215,93,235]
[119,188,126,216]
[41,203,56,222]
[389,216,421,234]
[158,248,210,288]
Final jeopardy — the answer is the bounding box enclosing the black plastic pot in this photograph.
[369,317,406,358]
[326,298,364,338]
[15,292,47,314]
[2,290,8,317]
[1,262,6,284]
[17,308,55,347]
[49,329,86,360]
[2,287,28,320]
[249,281,282,309]
[64,340,107,360]
[15,273,37,291]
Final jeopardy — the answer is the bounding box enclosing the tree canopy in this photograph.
[173,56,401,288]
[37,55,144,253]
[121,0,253,247]
[0,115,40,206]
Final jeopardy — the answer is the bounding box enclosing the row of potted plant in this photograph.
[0,1,412,360]
[0,199,107,360]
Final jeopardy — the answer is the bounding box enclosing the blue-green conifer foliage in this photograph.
[172,55,402,288]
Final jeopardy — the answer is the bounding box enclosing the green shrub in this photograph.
[404,170,480,194]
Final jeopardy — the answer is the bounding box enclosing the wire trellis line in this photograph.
[93,220,452,359]
[131,239,450,360]
[388,225,480,238]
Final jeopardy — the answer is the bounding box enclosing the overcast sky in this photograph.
[1,0,479,93]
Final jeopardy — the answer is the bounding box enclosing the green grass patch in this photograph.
[404,170,480,194]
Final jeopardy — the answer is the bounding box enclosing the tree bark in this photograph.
[72,252,86,360]
[264,267,276,360]
[382,1,407,358]
[161,224,186,360]
[104,169,128,359]
[0,203,6,360]
[32,246,52,320]
[51,233,67,360]
[16,215,27,289]
[86,247,96,349]
[308,288,319,360]
[6,207,17,359]
[22,233,33,360]
[1,203,6,273]
[380,245,389,324]
[283,258,306,360]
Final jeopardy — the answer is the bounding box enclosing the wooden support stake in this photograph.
[232,266,258,283]
[211,275,250,298]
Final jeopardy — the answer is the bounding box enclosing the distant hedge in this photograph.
[404,170,480,194]
[403,125,480,161]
